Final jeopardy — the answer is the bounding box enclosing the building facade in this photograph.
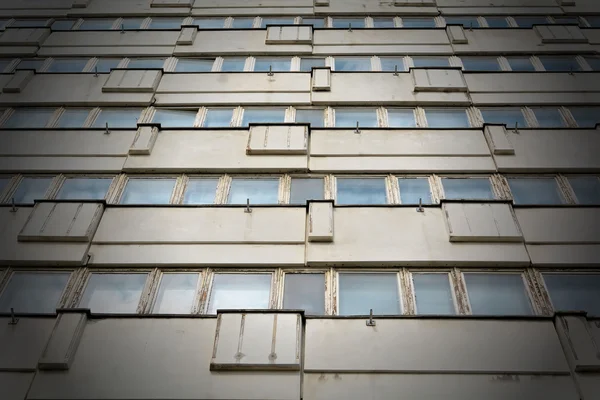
[0,0,600,399]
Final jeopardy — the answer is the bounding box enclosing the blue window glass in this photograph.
[484,17,509,28]
[0,272,71,313]
[513,16,550,27]
[120,179,176,204]
[412,57,450,68]
[412,274,455,315]
[260,17,295,27]
[221,57,246,72]
[568,176,600,205]
[373,17,395,28]
[331,17,365,28]
[508,178,565,205]
[301,17,325,28]
[231,17,255,29]
[153,109,197,127]
[46,58,89,73]
[119,18,145,30]
[55,108,92,128]
[398,178,431,204]
[153,273,199,314]
[336,178,387,205]
[401,17,436,28]
[182,179,219,204]
[174,58,214,72]
[126,58,165,69]
[531,107,566,127]
[4,108,55,128]
[445,16,480,28]
[79,19,116,30]
[207,274,271,314]
[442,178,494,200]
[12,177,54,204]
[335,108,378,127]
[461,57,501,71]
[339,273,401,315]
[553,16,581,25]
[93,109,141,128]
[480,108,527,128]
[80,273,148,313]
[380,57,405,72]
[241,108,286,126]
[94,58,122,73]
[227,178,279,204]
[388,109,416,127]
[283,274,325,315]
[584,56,600,71]
[506,56,536,71]
[569,107,600,128]
[254,58,291,72]
[15,59,46,72]
[538,56,582,72]
[51,19,76,30]
[295,109,325,127]
[56,178,112,200]
[193,18,226,29]
[425,109,470,128]
[290,178,324,204]
[204,109,234,127]
[300,58,326,71]
[147,18,182,30]
[543,274,600,316]
[465,274,533,315]
[585,16,600,27]
[334,57,371,71]
[11,19,49,27]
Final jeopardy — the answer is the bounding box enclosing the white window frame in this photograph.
[147,269,205,315]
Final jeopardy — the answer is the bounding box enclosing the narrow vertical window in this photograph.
[283,273,325,315]
[398,178,431,204]
[290,178,324,204]
[182,178,219,205]
[153,273,199,314]
[412,273,455,315]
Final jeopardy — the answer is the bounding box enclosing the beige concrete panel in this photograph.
[38,46,174,57]
[88,243,306,266]
[494,130,600,172]
[555,315,600,372]
[93,208,306,244]
[515,208,600,244]
[152,0,193,7]
[320,0,437,13]
[466,73,600,93]
[303,373,578,400]
[0,0,73,9]
[308,202,334,242]
[102,70,162,93]
[266,26,312,44]
[578,374,600,400]
[247,125,308,155]
[527,244,600,267]
[535,25,588,44]
[0,28,50,46]
[304,319,569,372]
[471,92,600,106]
[583,29,600,45]
[157,73,310,94]
[191,8,313,16]
[38,312,87,370]
[314,29,450,46]
[154,92,312,106]
[129,126,158,155]
[484,125,514,155]
[0,74,13,90]
[123,130,308,172]
[436,0,556,5]
[0,317,56,370]
[75,0,190,15]
[0,46,38,57]
[0,156,126,173]
[412,68,467,92]
[443,203,522,242]
[2,70,34,93]
[174,31,312,55]
[192,0,311,6]
[27,319,300,400]
[312,44,454,55]
[439,7,562,14]
[312,68,331,91]
[309,156,496,173]
[306,208,530,266]
[0,372,35,400]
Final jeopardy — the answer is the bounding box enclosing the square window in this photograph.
[567,107,600,128]
[543,274,600,316]
[254,57,291,72]
[126,58,165,69]
[92,109,141,128]
[193,18,226,29]
[207,273,271,314]
[174,58,214,72]
[387,109,416,127]
[445,16,480,28]
[484,17,509,28]
[538,56,582,72]
[398,178,431,204]
[228,178,279,204]
[147,18,182,30]
[373,17,395,28]
[480,108,527,128]
[424,109,470,128]
[283,273,325,315]
[119,18,145,30]
[412,57,450,68]
[55,108,92,128]
[0,59,12,72]
[584,56,600,71]
[461,57,501,71]
[79,19,116,30]
[47,58,89,73]
[335,108,378,127]
[568,177,600,205]
[80,273,148,313]
[231,17,255,29]
[290,178,324,204]
[465,273,533,315]
[380,57,405,72]
[300,58,326,71]
[0,272,70,313]
[331,18,365,28]
[301,17,325,28]
[56,178,112,200]
[153,273,199,314]
[120,178,176,204]
[204,108,234,127]
[93,58,122,73]
[531,107,566,127]
[15,59,46,72]
[507,178,565,205]
[295,109,325,127]
[11,177,53,204]
[4,108,55,128]
[334,57,371,71]
[338,273,401,315]
[401,17,436,28]
[505,56,536,71]
[336,178,387,205]
[182,178,219,204]
[260,17,295,27]
[221,57,247,72]
[412,273,455,315]
[442,178,494,200]
[513,16,550,28]
[153,109,197,127]
[241,108,286,126]
[51,19,76,30]
[11,19,49,28]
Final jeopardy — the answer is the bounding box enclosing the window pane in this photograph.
[543,274,600,316]
[254,58,291,72]
[553,16,581,25]
[301,18,325,28]
[193,18,226,29]
[461,57,501,71]
[4,108,55,128]
[539,56,581,72]
[568,176,600,205]
[442,178,494,200]
[412,57,450,68]
[182,179,218,204]
[221,57,246,72]
[508,178,565,205]
[413,274,455,315]
[228,178,279,204]
[147,18,182,29]
[231,17,255,29]
[300,58,326,71]
[94,58,122,73]
[584,56,600,71]
[11,19,49,27]
[127,58,165,69]
[92,109,141,128]
[283,274,325,315]
[80,273,147,313]
[586,16,600,27]
[174,58,214,72]
[120,18,145,30]
[79,19,115,30]
[425,109,470,128]
[445,16,480,28]
[204,108,233,127]
[12,177,53,204]
[513,16,549,27]
[373,17,395,28]
[331,18,365,28]
[120,179,176,204]
[484,17,509,28]
[208,274,271,314]
[335,108,378,127]
[339,273,400,315]
[531,107,566,127]
[388,109,416,127]
[55,108,92,128]
[260,17,295,27]
[153,273,199,314]
[334,57,371,71]
[336,178,387,205]
[465,274,532,315]
[0,177,10,194]
[402,17,436,28]
[398,178,431,204]
[15,59,46,72]
[56,178,112,200]
[295,109,324,127]
[0,272,70,313]
[51,19,76,30]
[290,178,324,204]
[380,57,405,72]
[241,108,286,126]
[153,109,197,127]
[480,108,527,127]
[0,59,12,72]
[506,56,535,71]
[568,107,600,128]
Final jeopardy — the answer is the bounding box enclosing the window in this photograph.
[126,58,165,69]
[461,57,501,71]
[0,177,10,194]
[445,16,480,28]
[531,107,566,128]
[538,56,582,72]
[153,109,197,127]
[56,178,112,200]
[301,17,325,28]
[227,178,279,204]
[464,273,533,315]
[147,18,182,30]
[567,107,600,128]
[334,57,371,71]
[11,177,53,204]
[373,17,395,28]
[193,18,226,29]
[46,58,89,73]
[254,57,291,72]
[204,108,234,127]
[338,273,401,315]
[335,108,378,127]
[480,108,527,128]
[152,273,199,314]
[412,57,450,68]
[79,19,116,30]
[401,17,436,28]
[412,273,455,315]
[380,57,405,72]
[300,58,326,71]
[336,178,387,205]
[505,56,535,71]
[398,178,431,204]
[51,19,76,30]
[0,20,7,29]
[120,178,176,205]
[241,108,286,126]
[80,273,148,313]
[119,18,145,30]
[182,178,219,204]
[424,109,470,128]
[283,273,325,315]
[15,59,46,72]
[221,57,247,72]
[0,59,12,72]
[387,109,416,127]
[584,56,600,71]
[55,108,92,128]
[568,177,600,204]
[543,274,600,316]
[513,16,550,28]
[94,58,122,73]
[3,108,55,128]
[295,109,325,127]
[231,17,255,29]
[260,17,295,27]
[585,16,600,27]
[0,272,70,313]
[331,17,365,29]
[553,16,581,25]
[484,16,509,28]
[290,178,324,204]
[92,108,141,128]
[11,19,49,28]
[174,58,214,72]
[507,178,565,205]
[442,178,494,200]
[207,273,272,314]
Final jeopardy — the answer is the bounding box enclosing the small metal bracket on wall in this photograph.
[393,64,399,76]
[267,65,274,77]
[416,198,424,212]
[244,198,252,213]
[105,122,110,135]
[354,121,361,134]
[8,308,18,325]
[366,309,376,326]
[10,198,17,213]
